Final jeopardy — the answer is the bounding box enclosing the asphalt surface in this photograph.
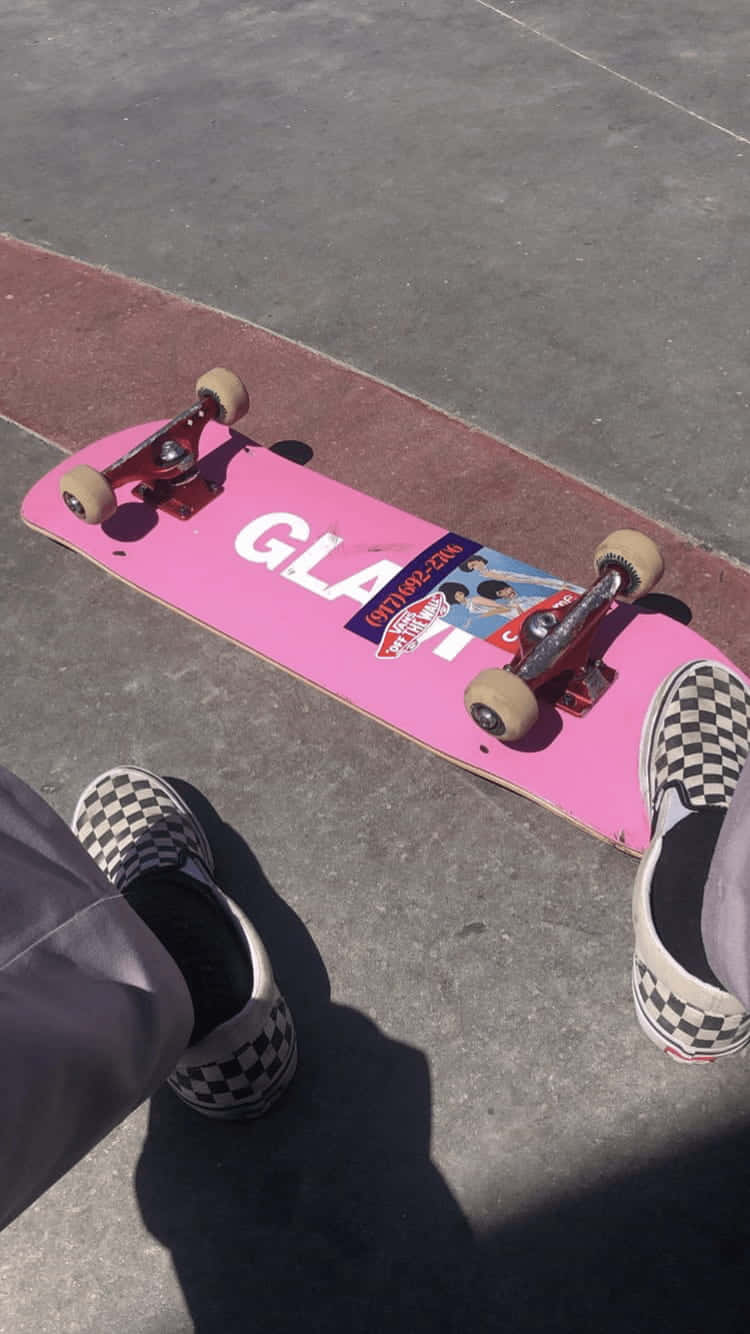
[3,0,750,559]
[1,3,750,1332]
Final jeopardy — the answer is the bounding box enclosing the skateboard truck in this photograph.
[465,530,665,743]
[512,572,621,717]
[58,368,249,525]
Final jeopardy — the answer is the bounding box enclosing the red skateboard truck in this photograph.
[57,368,249,524]
[464,529,665,742]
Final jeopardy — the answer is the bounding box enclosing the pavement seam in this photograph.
[474,0,750,147]
[4,235,749,577]
[0,411,67,455]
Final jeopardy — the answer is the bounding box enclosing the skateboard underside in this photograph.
[22,420,747,855]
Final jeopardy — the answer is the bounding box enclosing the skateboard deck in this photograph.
[22,418,747,855]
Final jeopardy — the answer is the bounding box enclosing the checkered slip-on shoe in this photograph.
[632,845,750,1063]
[72,765,215,891]
[167,969,297,1119]
[639,659,750,818]
[633,661,750,1062]
[72,767,297,1117]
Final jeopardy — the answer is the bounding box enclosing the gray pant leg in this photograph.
[0,767,193,1232]
[702,757,750,1010]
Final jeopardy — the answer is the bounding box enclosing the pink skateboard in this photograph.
[21,369,747,855]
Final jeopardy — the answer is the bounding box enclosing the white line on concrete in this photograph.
[473,0,750,147]
[0,410,68,454]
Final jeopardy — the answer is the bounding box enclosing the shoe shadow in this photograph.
[134,781,474,1334]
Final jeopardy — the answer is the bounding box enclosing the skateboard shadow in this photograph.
[134,780,474,1334]
[199,431,314,481]
[590,597,692,658]
[101,501,159,543]
[636,592,692,625]
[269,439,314,465]
[198,428,263,487]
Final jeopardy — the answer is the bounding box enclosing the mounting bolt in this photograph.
[179,505,191,519]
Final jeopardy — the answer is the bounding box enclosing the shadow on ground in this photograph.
[135,783,472,1332]
[472,1119,750,1333]
[135,784,750,1334]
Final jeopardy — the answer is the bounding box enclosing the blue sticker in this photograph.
[345,533,481,644]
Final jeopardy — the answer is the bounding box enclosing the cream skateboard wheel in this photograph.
[464,668,539,742]
[594,529,664,602]
[195,368,249,426]
[59,465,117,525]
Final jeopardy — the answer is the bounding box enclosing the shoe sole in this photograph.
[631,961,750,1063]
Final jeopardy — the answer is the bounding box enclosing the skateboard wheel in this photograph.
[593,529,664,602]
[59,465,117,525]
[195,368,249,426]
[464,668,539,743]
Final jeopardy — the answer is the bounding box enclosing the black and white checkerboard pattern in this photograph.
[168,995,297,1118]
[73,769,213,890]
[650,663,750,810]
[633,958,750,1058]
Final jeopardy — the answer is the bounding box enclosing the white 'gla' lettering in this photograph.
[234,512,474,660]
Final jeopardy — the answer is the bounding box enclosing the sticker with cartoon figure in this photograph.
[346,535,583,661]
[436,549,583,643]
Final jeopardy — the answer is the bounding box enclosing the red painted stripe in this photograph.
[2,233,748,665]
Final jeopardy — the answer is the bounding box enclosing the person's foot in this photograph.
[72,766,297,1116]
[633,660,750,1062]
